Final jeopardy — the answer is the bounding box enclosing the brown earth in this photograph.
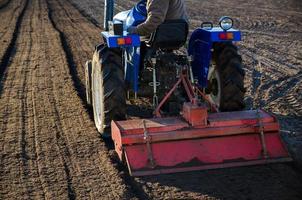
[0,0,302,199]
[0,0,25,76]
[0,0,10,9]
[0,0,136,199]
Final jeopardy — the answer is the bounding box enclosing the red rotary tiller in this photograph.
[111,66,292,176]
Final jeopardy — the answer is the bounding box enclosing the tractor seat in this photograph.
[146,19,189,50]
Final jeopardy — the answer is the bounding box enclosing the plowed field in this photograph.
[0,0,302,199]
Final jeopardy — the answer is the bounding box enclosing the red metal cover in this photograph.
[111,110,292,176]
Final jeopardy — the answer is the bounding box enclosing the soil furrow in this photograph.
[0,4,21,41]
[66,0,100,28]
[0,0,10,9]
[0,0,47,198]
[0,0,27,81]
[18,2,35,197]
[242,48,302,114]
[46,0,100,104]
[44,58,77,199]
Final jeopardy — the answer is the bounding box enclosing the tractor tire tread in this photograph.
[214,43,245,111]
[92,45,126,137]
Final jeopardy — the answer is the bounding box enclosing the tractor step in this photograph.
[112,108,292,176]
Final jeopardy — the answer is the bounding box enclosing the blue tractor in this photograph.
[84,0,292,176]
[85,0,245,137]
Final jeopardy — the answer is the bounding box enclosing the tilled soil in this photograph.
[0,0,135,199]
[0,0,302,199]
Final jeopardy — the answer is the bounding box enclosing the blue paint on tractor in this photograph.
[124,46,140,93]
[102,0,242,92]
[188,27,241,87]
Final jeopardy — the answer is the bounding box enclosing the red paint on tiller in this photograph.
[111,109,292,176]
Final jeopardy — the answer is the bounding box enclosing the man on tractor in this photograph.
[84,0,291,176]
[127,0,188,36]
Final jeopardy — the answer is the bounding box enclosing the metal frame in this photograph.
[155,69,195,117]
[155,67,218,117]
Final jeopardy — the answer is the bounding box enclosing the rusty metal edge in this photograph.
[130,157,293,176]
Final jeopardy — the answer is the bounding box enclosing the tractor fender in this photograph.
[188,28,212,88]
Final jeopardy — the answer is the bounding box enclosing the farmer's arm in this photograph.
[135,0,170,36]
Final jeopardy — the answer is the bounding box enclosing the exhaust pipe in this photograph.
[104,0,114,31]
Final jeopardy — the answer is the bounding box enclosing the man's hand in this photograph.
[127,26,137,34]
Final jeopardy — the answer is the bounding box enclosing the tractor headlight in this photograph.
[219,16,233,31]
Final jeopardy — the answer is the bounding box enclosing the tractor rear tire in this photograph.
[91,45,126,138]
[210,42,245,111]
[85,60,92,107]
